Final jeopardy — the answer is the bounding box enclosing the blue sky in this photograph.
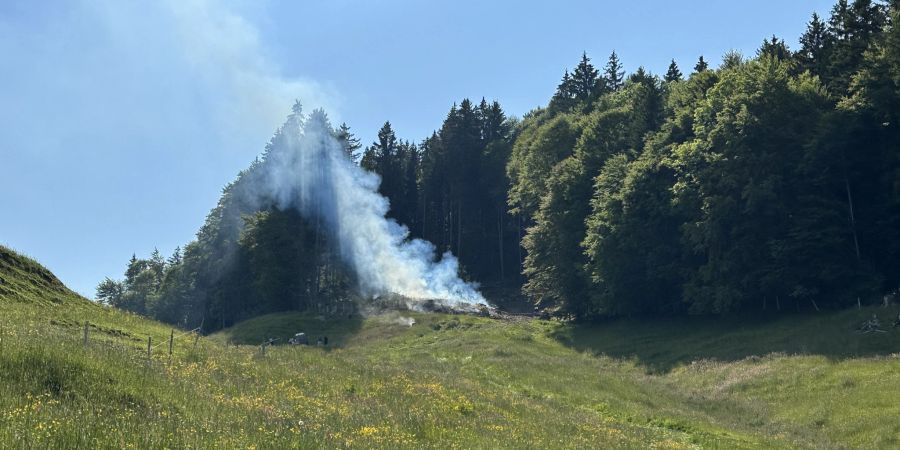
[0,0,834,297]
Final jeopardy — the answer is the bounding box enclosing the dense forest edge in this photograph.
[98,0,900,332]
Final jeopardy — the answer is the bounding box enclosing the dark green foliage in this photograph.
[507,112,581,218]
[361,121,421,228]
[572,53,602,102]
[100,0,900,326]
[603,51,625,92]
[758,35,792,61]
[550,53,605,113]
[335,122,362,164]
[798,13,829,76]
[512,0,900,319]
[361,122,403,209]
[720,51,745,70]
[94,278,124,306]
[583,149,686,316]
[823,0,889,94]
[520,75,668,318]
[416,98,516,282]
[693,55,709,73]
[522,157,593,316]
[550,70,577,112]
[676,59,838,313]
[101,105,355,332]
[664,60,683,83]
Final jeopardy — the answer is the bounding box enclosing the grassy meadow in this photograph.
[2,245,900,449]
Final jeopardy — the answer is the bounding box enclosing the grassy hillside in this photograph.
[2,245,900,448]
[0,245,79,305]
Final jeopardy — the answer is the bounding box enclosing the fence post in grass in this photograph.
[168,329,174,365]
[83,321,89,347]
[147,336,152,367]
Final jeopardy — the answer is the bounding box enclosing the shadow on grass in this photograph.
[551,305,900,374]
[214,311,364,348]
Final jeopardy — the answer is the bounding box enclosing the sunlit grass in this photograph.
[2,246,900,448]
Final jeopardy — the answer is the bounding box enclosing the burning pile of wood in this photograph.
[363,293,504,318]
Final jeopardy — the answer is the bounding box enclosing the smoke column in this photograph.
[250,104,486,307]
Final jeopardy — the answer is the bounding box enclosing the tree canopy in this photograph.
[102,0,900,326]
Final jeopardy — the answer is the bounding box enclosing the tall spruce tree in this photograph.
[694,55,709,73]
[825,0,888,94]
[758,35,792,61]
[665,59,683,82]
[721,50,745,70]
[572,53,601,103]
[798,13,829,76]
[604,51,626,91]
[550,69,578,112]
[361,122,404,215]
[335,122,362,163]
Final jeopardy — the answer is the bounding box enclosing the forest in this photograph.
[97,0,900,332]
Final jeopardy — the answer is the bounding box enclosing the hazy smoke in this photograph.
[252,105,486,307]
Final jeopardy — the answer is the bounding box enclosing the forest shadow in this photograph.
[551,305,900,374]
[217,311,365,348]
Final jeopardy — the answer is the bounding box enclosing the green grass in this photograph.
[2,244,900,448]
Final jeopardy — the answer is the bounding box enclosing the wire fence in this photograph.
[0,318,206,371]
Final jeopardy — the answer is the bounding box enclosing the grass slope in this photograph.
[2,245,900,448]
[0,245,78,306]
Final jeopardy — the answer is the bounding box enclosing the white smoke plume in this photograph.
[252,104,486,308]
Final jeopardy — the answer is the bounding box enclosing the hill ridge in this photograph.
[0,245,86,305]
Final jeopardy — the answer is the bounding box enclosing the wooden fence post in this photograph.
[83,321,89,347]
[147,336,152,366]
[168,329,174,364]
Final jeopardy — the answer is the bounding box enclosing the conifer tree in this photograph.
[335,122,361,163]
[825,0,888,93]
[124,254,139,282]
[758,35,792,61]
[550,69,577,111]
[798,13,829,76]
[572,53,601,102]
[361,122,405,217]
[167,246,182,266]
[721,51,744,70]
[604,51,625,91]
[665,60,683,82]
[694,55,709,73]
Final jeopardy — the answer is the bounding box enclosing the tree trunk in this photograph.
[314,210,321,298]
[458,202,463,261]
[844,175,862,262]
[518,213,524,283]
[498,206,505,281]
[445,201,452,252]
